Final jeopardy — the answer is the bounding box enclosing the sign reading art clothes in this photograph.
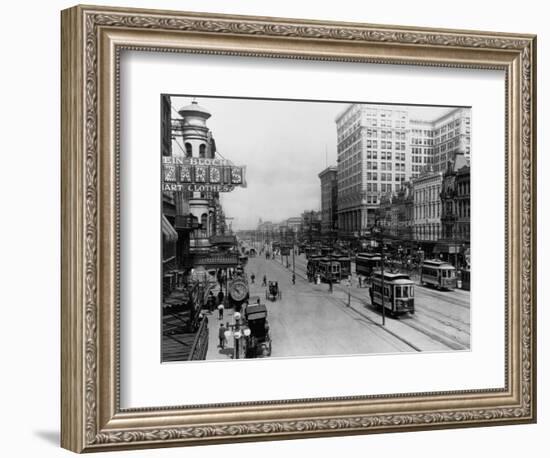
[162,157,247,192]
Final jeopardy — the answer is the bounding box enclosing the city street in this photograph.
[162,97,473,363]
[206,251,470,361]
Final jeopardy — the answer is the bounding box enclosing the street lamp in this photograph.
[224,311,251,359]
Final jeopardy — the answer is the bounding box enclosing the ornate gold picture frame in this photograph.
[61,4,536,453]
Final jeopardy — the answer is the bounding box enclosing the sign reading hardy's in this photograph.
[162,157,247,192]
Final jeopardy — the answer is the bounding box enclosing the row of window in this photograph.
[366,109,407,119]
[364,119,407,128]
[415,202,441,220]
[457,181,470,196]
[412,155,431,164]
[415,185,441,203]
[337,131,361,152]
[411,129,435,137]
[435,117,470,135]
[411,147,434,155]
[413,224,441,241]
[443,200,471,218]
[366,140,406,151]
[411,138,435,146]
[365,161,407,171]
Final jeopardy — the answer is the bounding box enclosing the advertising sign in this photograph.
[162,157,246,192]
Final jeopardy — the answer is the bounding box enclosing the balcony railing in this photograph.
[188,317,209,361]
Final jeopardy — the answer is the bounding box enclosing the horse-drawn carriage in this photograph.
[244,303,272,358]
[265,280,282,301]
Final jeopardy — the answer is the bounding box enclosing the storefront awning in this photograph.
[162,215,178,243]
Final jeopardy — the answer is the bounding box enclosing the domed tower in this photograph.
[176,100,216,252]
[176,100,213,159]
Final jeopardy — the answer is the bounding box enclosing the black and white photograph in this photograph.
[160,95,471,362]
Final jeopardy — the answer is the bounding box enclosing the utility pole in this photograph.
[328,221,334,294]
[292,238,296,279]
[380,232,386,326]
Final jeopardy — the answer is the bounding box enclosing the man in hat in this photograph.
[218,323,226,349]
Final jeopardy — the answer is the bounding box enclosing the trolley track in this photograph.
[268,256,422,352]
[281,255,470,351]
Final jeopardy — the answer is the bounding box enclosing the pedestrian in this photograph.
[207,290,215,312]
[217,301,224,320]
[218,323,226,349]
[250,273,255,284]
[217,289,224,308]
[358,276,363,288]
[262,274,267,286]
[292,273,296,285]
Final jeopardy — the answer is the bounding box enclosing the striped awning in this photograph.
[162,215,178,242]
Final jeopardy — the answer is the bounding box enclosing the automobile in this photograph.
[265,280,282,301]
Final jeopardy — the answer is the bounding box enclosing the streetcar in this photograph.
[318,260,341,283]
[305,246,321,258]
[332,255,351,278]
[459,268,470,291]
[306,254,324,280]
[420,260,457,290]
[369,270,415,316]
[355,252,382,277]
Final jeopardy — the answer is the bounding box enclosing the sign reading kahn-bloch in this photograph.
[162,156,246,192]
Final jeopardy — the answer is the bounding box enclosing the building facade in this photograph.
[286,217,303,238]
[318,166,338,235]
[300,210,322,243]
[173,101,221,254]
[335,104,411,235]
[334,104,470,237]
[431,108,471,173]
[412,168,443,242]
[440,153,470,248]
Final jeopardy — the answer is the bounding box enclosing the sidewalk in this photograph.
[204,308,242,360]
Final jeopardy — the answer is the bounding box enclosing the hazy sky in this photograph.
[171,96,456,230]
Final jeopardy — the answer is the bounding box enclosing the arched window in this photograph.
[199,144,206,158]
[185,143,192,158]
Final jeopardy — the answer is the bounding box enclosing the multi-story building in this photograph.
[286,217,303,237]
[412,168,443,242]
[318,166,338,235]
[172,100,221,254]
[300,210,322,243]
[410,108,470,175]
[454,164,471,242]
[334,104,470,237]
[409,120,435,178]
[438,153,470,264]
[335,104,410,235]
[431,108,471,173]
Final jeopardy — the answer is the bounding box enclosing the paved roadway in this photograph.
[206,251,470,361]
[288,252,471,351]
